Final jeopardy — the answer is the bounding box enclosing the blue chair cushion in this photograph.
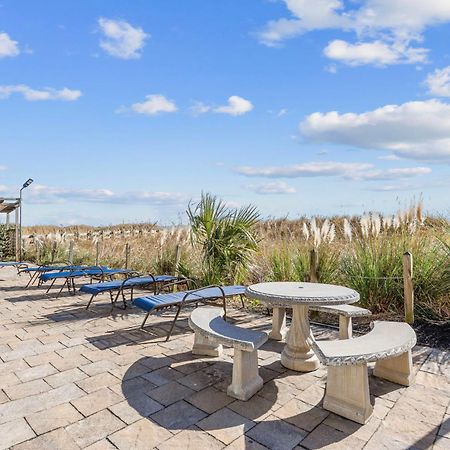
[79,275,177,295]
[132,285,245,312]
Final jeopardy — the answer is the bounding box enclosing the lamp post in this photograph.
[19,178,33,261]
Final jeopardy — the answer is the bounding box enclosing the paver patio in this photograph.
[0,267,449,449]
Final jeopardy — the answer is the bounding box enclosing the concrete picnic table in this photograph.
[245,282,360,372]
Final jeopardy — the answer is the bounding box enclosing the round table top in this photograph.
[245,282,359,307]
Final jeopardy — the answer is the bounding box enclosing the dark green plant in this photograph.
[187,193,260,285]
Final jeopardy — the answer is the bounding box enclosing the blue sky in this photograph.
[1,0,450,225]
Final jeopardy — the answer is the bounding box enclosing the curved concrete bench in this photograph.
[269,304,371,341]
[312,321,416,424]
[189,307,268,401]
[310,304,372,339]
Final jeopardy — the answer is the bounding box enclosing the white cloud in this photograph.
[248,181,296,195]
[236,161,432,184]
[324,40,427,66]
[189,101,211,116]
[0,165,6,171]
[300,99,450,160]
[0,32,20,58]
[425,66,450,97]
[10,184,185,205]
[258,0,450,66]
[0,85,82,101]
[378,154,401,161]
[348,166,431,181]
[214,96,253,116]
[126,94,177,116]
[98,17,148,59]
[236,161,373,178]
[277,108,288,117]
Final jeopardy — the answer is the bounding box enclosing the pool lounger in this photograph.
[132,284,246,341]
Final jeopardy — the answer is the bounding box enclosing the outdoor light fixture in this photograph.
[18,178,34,261]
[22,178,34,190]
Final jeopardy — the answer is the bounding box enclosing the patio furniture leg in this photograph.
[54,280,67,299]
[373,350,414,386]
[227,348,263,401]
[86,295,95,310]
[140,311,151,329]
[192,332,223,357]
[269,307,288,341]
[240,295,245,308]
[46,279,56,293]
[223,297,227,321]
[323,363,373,425]
[166,305,182,341]
[339,315,352,339]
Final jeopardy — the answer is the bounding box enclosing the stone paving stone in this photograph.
[45,367,88,388]
[70,386,123,416]
[109,362,150,381]
[110,374,156,397]
[66,409,126,448]
[24,351,63,368]
[273,398,329,432]
[75,371,121,393]
[158,426,225,450]
[109,396,163,424]
[228,395,275,421]
[83,439,118,450]
[415,370,450,394]
[197,407,255,445]
[297,384,325,407]
[15,363,58,383]
[0,383,85,424]
[300,423,366,450]
[0,418,36,449]
[0,359,29,375]
[178,369,222,391]
[109,418,173,450]
[187,386,234,414]
[434,435,450,449]
[80,359,119,376]
[246,415,306,450]
[0,390,8,404]
[147,380,195,406]
[151,400,207,431]
[438,415,450,438]
[4,379,52,400]
[225,435,268,449]
[26,402,83,435]
[138,355,176,371]
[11,427,80,450]
[323,413,382,442]
[141,366,183,386]
[0,371,21,390]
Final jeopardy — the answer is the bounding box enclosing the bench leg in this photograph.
[227,348,263,401]
[323,364,373,425]
[192,332,223,357]
[269,307,288,341]
[339,315,352,339]
[373,350,414,386]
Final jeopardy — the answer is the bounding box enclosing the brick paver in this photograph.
[0,266,449,449]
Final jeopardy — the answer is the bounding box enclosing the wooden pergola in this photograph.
[0,197,21,261]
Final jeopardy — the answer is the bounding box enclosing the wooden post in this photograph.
[95,241,100,266]
[309,248,319,283]
[403,251,414,324]
[174,244,181,277]
[125,243,130,269]
[68,241,74,264]
[51,241,57,263]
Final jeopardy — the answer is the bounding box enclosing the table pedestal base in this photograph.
[281,305,319,372]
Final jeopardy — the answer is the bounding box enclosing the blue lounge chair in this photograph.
[19,264,88,287]
[40,266,135,298]
[132,284,246,340]
[80,274,183,310]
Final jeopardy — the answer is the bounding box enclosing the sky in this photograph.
[1,0,450,226]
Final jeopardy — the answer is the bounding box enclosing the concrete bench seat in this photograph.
[189,306,268,401]
[310,304,372,339]
[312,321,416,424]
[269,304,371,341]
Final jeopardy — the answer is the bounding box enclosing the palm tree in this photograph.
[187,193,260,285]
